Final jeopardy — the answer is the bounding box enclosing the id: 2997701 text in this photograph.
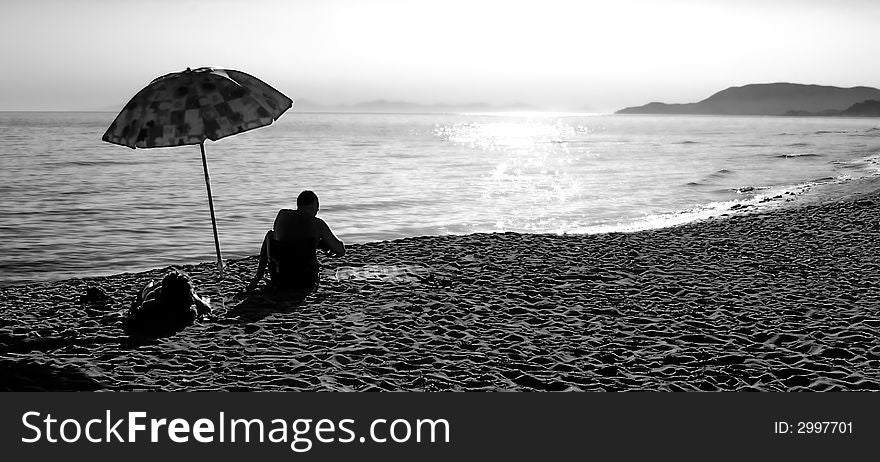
[773,421,853,435]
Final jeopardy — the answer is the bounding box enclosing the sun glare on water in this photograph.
[435,117,594,233]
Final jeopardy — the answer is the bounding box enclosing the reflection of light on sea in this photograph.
[436,118,589,234]
[435,119,578,152]
[434,115,873,237]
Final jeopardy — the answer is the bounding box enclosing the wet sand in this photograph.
[1,188,879,391]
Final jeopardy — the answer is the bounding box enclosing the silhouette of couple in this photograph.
[125,190,343,334]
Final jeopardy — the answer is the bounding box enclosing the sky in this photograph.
[1,0,879,112]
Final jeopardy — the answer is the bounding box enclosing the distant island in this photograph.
[293,99,542,113]
[616,83,880,117]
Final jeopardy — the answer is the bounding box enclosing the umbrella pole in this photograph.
[199,142,224,276]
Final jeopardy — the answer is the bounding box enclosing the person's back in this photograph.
[274,208,319,242]
[270,208,321,289]
[247,190,345,293]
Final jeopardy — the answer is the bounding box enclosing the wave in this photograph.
[776,153,821,158]
[583,183,808,234]
[45,159,151,167]
[694,169,736,185]
[832,154,880,175]
[329,198,435,213]
[59,190,98,196]
[706,169,735,179]
[733,185,772,194]
[673,140,700,145]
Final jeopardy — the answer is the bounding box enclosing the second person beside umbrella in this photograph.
[246,190,345,294]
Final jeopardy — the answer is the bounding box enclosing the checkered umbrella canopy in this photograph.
[103,67,292,148]
[102,67,293,275]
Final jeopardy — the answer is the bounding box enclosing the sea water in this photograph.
[1,111,878,285]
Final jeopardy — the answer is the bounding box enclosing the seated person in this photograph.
[247,190,345,293]
[126,269,212,334]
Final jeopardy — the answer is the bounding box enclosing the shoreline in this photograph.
[2,182,880,390]
[5,173,879,290]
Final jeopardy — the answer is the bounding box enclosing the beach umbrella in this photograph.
[102,67,293,275]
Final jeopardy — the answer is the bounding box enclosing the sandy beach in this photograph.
[2,183,879,391]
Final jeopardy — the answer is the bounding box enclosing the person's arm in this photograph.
[316,218,345,257]
[190,288,212,316]
[136,282,161,314]
[246,231,272,292]
[130,280,156,313]
[247,258,266,293]
[133,282,149,307]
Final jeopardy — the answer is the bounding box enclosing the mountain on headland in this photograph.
[782,99,880,117]
[616,83,880,116]
[838,99,880,117]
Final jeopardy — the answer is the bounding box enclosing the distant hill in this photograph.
[616,83,880,116]
[286,98,322,111]
[347,100,542,113]
[290,99,541,113]
[349,100,425,111]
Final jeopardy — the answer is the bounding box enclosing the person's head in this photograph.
[296,190,319,216]
[160,269,192,306]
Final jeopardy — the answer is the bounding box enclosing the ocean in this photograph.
[1,111,878,286]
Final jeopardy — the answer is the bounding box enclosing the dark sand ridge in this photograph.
[1,185,879,391]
